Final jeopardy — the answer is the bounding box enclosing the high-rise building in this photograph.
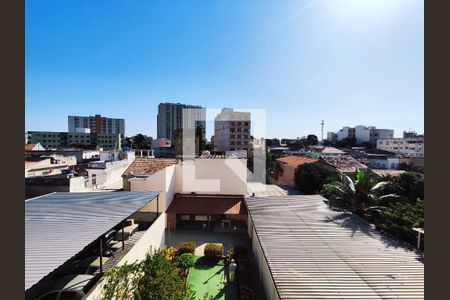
[68,115,125,135]
[214,108,251,152]
[157,103,205,141]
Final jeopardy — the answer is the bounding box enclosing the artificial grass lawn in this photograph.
[187,257,239,300]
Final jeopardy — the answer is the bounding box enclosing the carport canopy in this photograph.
[25,191,160,291]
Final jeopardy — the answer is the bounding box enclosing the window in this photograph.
[195,215,208,221]
[180,215,190,221]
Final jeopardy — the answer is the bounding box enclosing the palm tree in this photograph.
[322,171,397,215]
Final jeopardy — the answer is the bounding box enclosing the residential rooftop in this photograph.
[320,155,368,172]
[122,157,177,177]
[245,195,424,299]
[276,156,318,168]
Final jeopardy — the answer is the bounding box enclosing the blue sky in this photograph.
[26,0,424,139]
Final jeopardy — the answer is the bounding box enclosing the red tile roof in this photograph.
[166,194,247,215]
[25,144,37,151]
[276,156,318,168]
[122,157,177,177]
[320,155,368,172]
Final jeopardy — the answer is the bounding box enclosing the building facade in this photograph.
[327,125,394,145]
[377,137,424,157]
[27,131,122,150]
[214,108,251,152]
[68,115,125,135]
[157,103,206,141]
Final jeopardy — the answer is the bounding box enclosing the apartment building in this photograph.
[68,114,125,135]
[157,102,206,141]
[377,136,424,157]
[214,108,251,152]
[327,125,394,145]
[27,131,122,150]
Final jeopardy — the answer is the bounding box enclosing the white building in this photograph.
[214,108,251,152]
[129,155,248,197]
[366,154,400,169]
[327,125,394,145]
[377,137,424,157]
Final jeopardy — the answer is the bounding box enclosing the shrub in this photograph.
[177,253,196,268]
[234,246,248,259]
[179,241,196,255]
[164,246,177,262]
[233,248,254,300]
[204,243,223,261]
[102,248,193,300]
[294,163,339,194]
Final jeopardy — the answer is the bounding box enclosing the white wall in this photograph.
[85,213,167,300]
[251,223,280,300]
[176,159,247,194]
[69,176,88,192]
[337,127,350,141]
[87,159,133,188]
[368,157,400,169]
[117,213,166,266]
[355,125,370,144]
[130,159,247,200]
[130,165,176,214]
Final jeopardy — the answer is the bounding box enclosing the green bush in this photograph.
[294,163,339,194]
[178,241,196,255]
[234,248,254,300]
[204,243,223,261]
[177,253,196,268]
[102,248,195,300]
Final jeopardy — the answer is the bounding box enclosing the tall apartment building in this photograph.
[377,136,424,157]
[214,108,251,152]
[68,115,125,135]
[327,125,394,145]
[27,131,122,150]
[157,103,206,141]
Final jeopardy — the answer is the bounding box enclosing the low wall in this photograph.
[251,220,280,300]
[85,213,167,300]
[117,213,166,265]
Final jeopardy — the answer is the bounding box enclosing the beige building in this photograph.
[377,137,424,157]
[214,108,251,152]
[269,156,318,188]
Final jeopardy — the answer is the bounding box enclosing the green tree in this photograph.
[131,134,152,149]
[321,171,393,215]
[306,134,319,146]
[294,163,339,194]
[382,172,424,204]
[195,124,206,155]
[103,248,194,300]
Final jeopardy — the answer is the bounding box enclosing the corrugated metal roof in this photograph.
[245,195,424,299]
[25,191,160,291]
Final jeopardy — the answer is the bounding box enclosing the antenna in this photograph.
[321,120,324,142]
